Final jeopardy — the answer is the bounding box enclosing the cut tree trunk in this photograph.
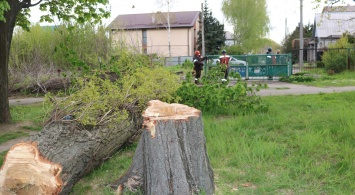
[0,111,143,195]
[111,100,215,195]
[0,142,63,195]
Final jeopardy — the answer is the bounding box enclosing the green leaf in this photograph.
[0,1,10,22]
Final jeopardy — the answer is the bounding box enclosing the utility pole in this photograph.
[299,0,304,69]
[201,3,205,57]
[167,0,171,57]
[285,18,287,40]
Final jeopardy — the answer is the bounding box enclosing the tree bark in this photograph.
[0,111,143,195]
[111,100,215,195]
[0,0,27,124]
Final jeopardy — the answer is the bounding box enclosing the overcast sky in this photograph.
[30,0,355,44]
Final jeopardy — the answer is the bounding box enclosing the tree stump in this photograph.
[111,100,215,195]
[0,111,143,195]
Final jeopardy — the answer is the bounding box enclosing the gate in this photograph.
[205,54,292,79]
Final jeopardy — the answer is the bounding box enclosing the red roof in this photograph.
[109,11,200,30]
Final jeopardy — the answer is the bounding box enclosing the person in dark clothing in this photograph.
[276,50,281,64]
[193,50,207,84]
[266,47,275,64]
[266,47,275,79]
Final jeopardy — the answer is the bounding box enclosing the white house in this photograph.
[309,6,355,61]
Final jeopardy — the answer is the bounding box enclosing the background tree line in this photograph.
[1,0,354,124]
[0,0,110,124]
[8,23,112,93]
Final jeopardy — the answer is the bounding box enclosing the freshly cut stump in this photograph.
[0,142,62,195]
[111,100,215,195]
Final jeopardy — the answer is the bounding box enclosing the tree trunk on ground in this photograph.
[111,100,215,195]
[0,111,143,195]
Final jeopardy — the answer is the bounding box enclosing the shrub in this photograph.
[324,51,348,73]
[45,47,181,127]
[316,61,324,68]
[175,66,268,115]
[320,75,333,80]
[45,67,181,126]
[327,69,335,75]
[181,59,193,70]
[322,36,355,73]
[279,75,315,83]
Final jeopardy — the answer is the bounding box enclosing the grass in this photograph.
[290,70,355,87]
[275,87,290,90]
[164,63,194,75]
[0,151,7,166]
[1,84,354,194]
[69,91,355,194]
[71,143,137,195]
[204,92,355,194]
[0,103,46,145]
[10,103,47,126]
[0,131,29,144]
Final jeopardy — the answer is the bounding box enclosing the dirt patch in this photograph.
[0,121,39,153]
[0,121,35,133]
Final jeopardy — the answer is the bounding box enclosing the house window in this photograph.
[142,30,147,54]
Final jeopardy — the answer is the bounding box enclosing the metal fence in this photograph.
[204,54,292,80]
[157,56,194,66]
[161,48,355,77]
[290,48,355,74]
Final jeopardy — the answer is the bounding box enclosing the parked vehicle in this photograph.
[211,57,247,66]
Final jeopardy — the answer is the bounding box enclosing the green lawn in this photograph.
[71,91,355,194]
[0,103,45,144]
[204,92,355,194]
[290,70,355,87]
[1,88,354,195]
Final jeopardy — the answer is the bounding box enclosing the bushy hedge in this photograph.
[175,66,268,115]
[322,37,355,73]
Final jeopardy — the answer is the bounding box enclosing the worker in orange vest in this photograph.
[219,50,230,82]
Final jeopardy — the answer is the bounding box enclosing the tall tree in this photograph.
[222,0,270,51]
[197,1,225,55]
[282,23,313,63]
[0,0,109,124]
[155,0,175,57]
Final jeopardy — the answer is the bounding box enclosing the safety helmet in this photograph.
[222,50,226,53]
[268,47,272,52]
[195,50,200,55]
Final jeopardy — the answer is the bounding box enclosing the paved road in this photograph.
[248,80,355,96]
[9,97,48,105]
[9,81,355,106]
[9,97,65,106]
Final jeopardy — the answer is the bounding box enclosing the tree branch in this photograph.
[29,0,43,7]
[23,0,43,8]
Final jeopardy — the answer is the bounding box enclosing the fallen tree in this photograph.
[0,67,182,194]
[0,112,143,194]
[111,100,215,195]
